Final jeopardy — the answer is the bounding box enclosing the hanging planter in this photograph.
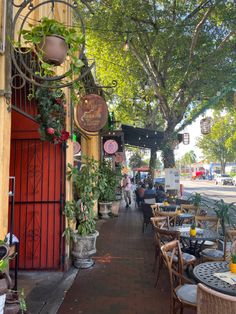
[200,117,212,134]
[35,84,69,144]
[38,35,68,66]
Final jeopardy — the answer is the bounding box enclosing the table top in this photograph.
[180,228,219,241]
[193,261,236,296]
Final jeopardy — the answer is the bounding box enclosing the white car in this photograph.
[214,174,233,185]
[232,176,236,186]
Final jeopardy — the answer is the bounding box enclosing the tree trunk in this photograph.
[149,148,157,180]
[221,161,226,174]
[162,147,175,168]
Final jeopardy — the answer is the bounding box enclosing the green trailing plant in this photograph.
[35,84,69,144]
[213,199,236,236]
[19,289,27,314]
[20,17,84,77]
[64,157,100,237]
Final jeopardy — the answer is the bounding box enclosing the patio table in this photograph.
[170,226,219,256]
[193,261,236,296]
[176,213,194,225]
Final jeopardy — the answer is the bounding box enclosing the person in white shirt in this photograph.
[122,174,132,208]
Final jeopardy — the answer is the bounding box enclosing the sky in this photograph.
[174,116,203,161]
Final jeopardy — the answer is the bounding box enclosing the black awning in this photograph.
[121,124,183,149]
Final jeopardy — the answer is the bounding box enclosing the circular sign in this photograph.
[73,142,81,155]
[115,152,124,163]
[76,94,108,132]
[104,140,118,154]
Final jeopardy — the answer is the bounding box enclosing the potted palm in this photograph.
[213,199,236,236]
[64,158,100,269]
[20,17,84,76]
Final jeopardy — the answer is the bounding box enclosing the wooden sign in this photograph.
[104,140,118,154]
[76,94,108,132]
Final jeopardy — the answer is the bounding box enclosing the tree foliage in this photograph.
[78,0,236,167]
[196,112,236,173]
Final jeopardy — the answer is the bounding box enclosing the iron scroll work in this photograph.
[11,0,94,89]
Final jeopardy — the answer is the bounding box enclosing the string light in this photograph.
[123,39,129,52]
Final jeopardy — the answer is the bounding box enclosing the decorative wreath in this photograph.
[35,85,69,144]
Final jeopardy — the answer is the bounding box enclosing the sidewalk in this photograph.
[57,202,195,314]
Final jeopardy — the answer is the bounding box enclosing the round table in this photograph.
[171,227,219,256]
[176,213,194,225]
[193,261,236,296]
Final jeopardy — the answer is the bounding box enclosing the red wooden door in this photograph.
[10,111,65,270]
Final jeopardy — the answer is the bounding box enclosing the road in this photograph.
[181,179,236,204]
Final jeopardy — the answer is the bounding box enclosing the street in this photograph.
[181,179,236,204]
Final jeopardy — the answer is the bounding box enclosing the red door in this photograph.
[10,111,65,270]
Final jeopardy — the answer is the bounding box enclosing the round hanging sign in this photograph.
[104,140,118,154]
[115,152,124,163]
[76,94,108,132]
[73,142,81,155]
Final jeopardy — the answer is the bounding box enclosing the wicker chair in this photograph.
[153,227,196,287]
[201,229,236,262]
[150,216,169,229]
[161,240,197,314]
[151,204,160,217]
[156,211,178,227]
[195,215,220,247]
[197,283,236,314]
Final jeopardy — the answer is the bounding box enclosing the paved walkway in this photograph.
[58,202,195,314]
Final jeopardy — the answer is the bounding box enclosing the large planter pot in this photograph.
[0,294,6,314]
[72,230,99,269]
[4,291,20,314]
[39,35,68,66]
[111,201,120,216]
[99,202,112,219]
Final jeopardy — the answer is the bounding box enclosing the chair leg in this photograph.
[153,247,159,273]
[155,256,163,287]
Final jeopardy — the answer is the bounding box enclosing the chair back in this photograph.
[151,204,160,216]
[141,203,153,223]
[195,216,220,233]
[197,283,236,314]
[220,229,236,261]
[156,211,178,226]
[161,240,184,289]
[151,216,169,229]
[154,227,180,254]
[180,204,199,215]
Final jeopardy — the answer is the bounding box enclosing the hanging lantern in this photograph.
[183,133,190,145]
[200,117,212,135]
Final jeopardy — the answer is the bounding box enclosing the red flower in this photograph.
[47,127,55,135]
[55,98,63,105]
[60,130,70,141]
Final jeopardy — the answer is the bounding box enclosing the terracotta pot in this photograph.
[4,291,20,314]
[39,35,68,66]
[230,262,236,274]
[99,202,112,219]
[72,231,99,269]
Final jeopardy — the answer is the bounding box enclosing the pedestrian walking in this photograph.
[122,174,132,208]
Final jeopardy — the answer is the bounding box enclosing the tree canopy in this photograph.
[78,0,236,167]
[196,112,236,173]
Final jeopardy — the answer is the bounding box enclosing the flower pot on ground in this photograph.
[98,161,121,219]
[20,17,84,77]
[64,158,100,269]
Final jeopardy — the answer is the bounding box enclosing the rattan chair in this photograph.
[197,283,236,314]
[201,229,236,262]
[153,227,196,287]
[161,240,197,314]
[156,211,178,226]
[195,215,220,247]
[151,216,169,229]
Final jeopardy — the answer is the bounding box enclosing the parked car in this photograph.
[232,176,236,186]
[214,174,233,185]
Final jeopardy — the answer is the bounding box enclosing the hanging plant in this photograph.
[35,85,69,144]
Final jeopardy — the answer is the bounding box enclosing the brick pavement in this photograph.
[58,202,196,314]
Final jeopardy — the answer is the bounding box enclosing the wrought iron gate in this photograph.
[10,138,65,270]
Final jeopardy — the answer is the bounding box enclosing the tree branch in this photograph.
[217,30,236,50]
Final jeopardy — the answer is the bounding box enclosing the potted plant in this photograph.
[98,161,119,218]
[35,84,69,144]
[230,240,236,273]
[0,241,11,314]
[63,157,100,269]
[20,17,84,76]
[213,199,236,236]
